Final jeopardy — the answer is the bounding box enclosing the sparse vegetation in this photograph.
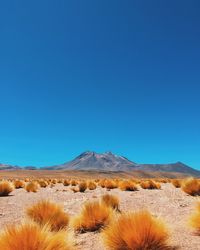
[171,179,182,188]
[72,201,113,232]
[0,181,14,196]
[1,174,200,249]
[140,180,161,189]
[102,210,170,250]
[181,178,200,196]
[25,181,39,192]
[14,180,25,189]
[79,182,87,192]
[0,222,73,250]
[26,200,69,231]
[101,194,120,211]
[189,202,200,235]
[119,180,138,191]
[71,180,78,186]
[38,179,48,188]
[64,179,70,186]
[88,181,97,190]
[104,180,117,189]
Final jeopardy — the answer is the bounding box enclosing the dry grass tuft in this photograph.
[0,181,14,196]
[71,180,78,186]
[51,179,57,184]
[181,178,200,196]
[119,180,138,191]
[0,222,73,250]
[38,180,48,188]
[78,182,87,192]
[14,180,25,189]
[102,210,171,250]
[189,202,200,235]
[104,180,117,189]
[26,200,69,231]
[63,179,70,186]
[88,181,97,190]
[171,179,182,188]
[140,180,161,189]
[25,181,39,192]
[72,201,113,232]
[101,194,120,211]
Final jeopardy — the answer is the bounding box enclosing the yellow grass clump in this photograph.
[171,179,182,188]
[0,181,14,196]
[38,180,48,188]
[88,181,97,190]
[26,200,69,231]
[14,180,25,189]
[78,182,87,192]
[140,180,161,189]
[72,201,113,232]
[104,180,117,189]
[102,210,170,250]
[101,194,120,211]
[71,180,78,186]
[119,180,138,191]
[0,222,73,250]
[51,179,58,184]
[25,181,39,192]
[189,202,200,234]
[181,178,200,196]
[98,179,106,188]
[58,179,64,183]
[63,179,70,186]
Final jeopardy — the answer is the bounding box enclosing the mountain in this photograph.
[135,162,200,176]
[43,151,200,176]
[0,164,21,171]
[44,151,138,171]
[1,151,200,176]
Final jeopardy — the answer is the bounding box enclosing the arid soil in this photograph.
[0,183,199,250]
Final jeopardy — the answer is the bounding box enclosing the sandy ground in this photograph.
[0,183,200,250]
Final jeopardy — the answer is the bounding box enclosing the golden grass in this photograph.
[26,200,69,231]
[38,180,48,188]
[104,180,117,189]
[181,178,200,196]
[14,180,25,189]
[71,180,78,186]
[88,181,97,190]
[78,182,87,192]
[0,181,14,196]
[0,222,73,250]
[171,179,182,188]
[72,201,113,232]
[119,180,138,191]
[140,180,161,189]
[51,179,58,184]
[25,181,39,192]
[189,202,200,235]
[102,210,170,250]
[63,179,70,186]
[98,179,106,188]
[101,194,120,211]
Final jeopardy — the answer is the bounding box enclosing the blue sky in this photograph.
[0,1,200,169]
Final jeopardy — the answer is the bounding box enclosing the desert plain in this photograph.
[0,170,200,250]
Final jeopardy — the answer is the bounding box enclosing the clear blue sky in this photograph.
[0,1,199,169]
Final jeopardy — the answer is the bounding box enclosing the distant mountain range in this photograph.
[0,151,200,176]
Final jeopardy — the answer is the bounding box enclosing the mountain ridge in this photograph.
[1,151,199,176]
